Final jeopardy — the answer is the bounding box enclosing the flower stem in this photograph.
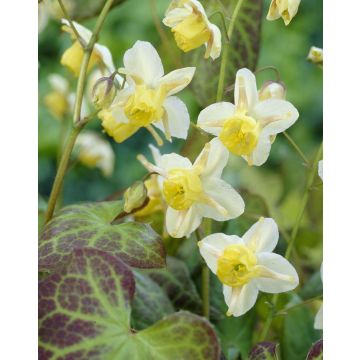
[216,0,244,102]
[283,131,310,166]
[44,0,114,224]
[201,265,210,318]
[258,142,323,341]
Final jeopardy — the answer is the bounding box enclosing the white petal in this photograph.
[61,19,92,43]
[94,43,115,73]
[243,132,272,166]
[153,97,190,139]
[223,283,259,317]
[254,253,299,293]
[165,206,202,238]
[314,304,323,330]
[123,41,164,85]
[234,68,259,113]
[163,6,192,27]
[160,153,192,173]
[198,233,243,274]
[48,74,69,94]
[199,177,245,221]
[242,218,279,253]
[149,144,162,167]
[207,23,222,60]
[197,102,235,136]
[318,160,323,181]
[252,99,299,136]
[195,138,229,178]
[157,67,195,96]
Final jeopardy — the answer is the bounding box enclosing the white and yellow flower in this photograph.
[99,41,195,144]
[60,19,115,77]
[75,131,115,177]
[138,138,244,238]
[314,263,323,329]
[307,46,323,66]
[198,217,299,316]
[163,0,221,60]
[197,68,299,166]
[266,0,301,26]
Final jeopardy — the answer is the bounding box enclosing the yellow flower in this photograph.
[163,0,221,60]
[266,0,301,26]
[307,46,323,66]
[60,19,115,77]
[99,41,195,144]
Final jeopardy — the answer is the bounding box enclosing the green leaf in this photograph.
[281,296,321,360]
[306,339,323,360]
[185,0,263,106]
[39,201,166,272]
[39,248,221,359]
[143,256,203,314]
[131,271,174,330]
[249,342,279,360]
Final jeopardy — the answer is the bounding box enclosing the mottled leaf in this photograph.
[281,296,321,360]
[306,339,323,360]
[185,0,263,106]
[249,342,279,360]
[39,248,220,359]
[39,201,165,272]
[131,271,174,330]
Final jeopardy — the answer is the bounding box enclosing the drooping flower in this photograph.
[314,263,323,329]
[99,41,195,144]
[198,218,299,316]
[163,0,221,60]
[318,160,323,181]
[60,19,115,77]
[307,46,323,66]
[138,138,244,238]
[266,0,301,26]
[44,74,72,119]
[75,131,115,177]
[197,68,299,166]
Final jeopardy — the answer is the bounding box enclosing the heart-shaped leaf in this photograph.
[39,201,165,272]
[306,339,323,360]
[249,342,279,360]
[39,248,221,359]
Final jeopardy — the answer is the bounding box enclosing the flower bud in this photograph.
[124,181,148,213]
[92,76,116,109]
[307,46,323,66]
[259,81,286,101]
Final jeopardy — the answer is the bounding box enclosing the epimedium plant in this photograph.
[38,0,323,359]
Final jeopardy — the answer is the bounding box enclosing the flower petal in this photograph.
[153,96,190,139]
[243,218,279,253]
[149,144,162,167]
[199,177,245,221]
[160,153,192,173]
[94,43,115,73]
[254,253,299,293]
[198,233,243,274]
[223,282,259,317]
[165,206,202,238]
[197,102,235,136]
[163,6,192,27]
[123,41,164,85]
[252,99,299,136]
[157,67,195,96]
[243,132,272,166]
[207,23,222,60]
[314,304,323,330]
[61,19,92,43]
[318,160,323,181]
[234,68,258,113]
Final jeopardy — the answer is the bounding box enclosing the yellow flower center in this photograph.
[219,115,259,156]
[78,152,102,168]
[124,85,166,126]
[217,245,258,287]
[44,91,69,119]
[163,168,203,210]
[61,41,99,77]
[172,11,211,52]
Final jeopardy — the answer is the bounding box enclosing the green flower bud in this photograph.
[124,181,148,213]
[92,76,116,109]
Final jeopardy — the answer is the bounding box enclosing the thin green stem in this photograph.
[58,0,85,48]
[259,142,323,341]
[283,131,310,166]
[201,265,210,318]
[209,11,230,42]
[216,0,244,101]
[44,0,114,224]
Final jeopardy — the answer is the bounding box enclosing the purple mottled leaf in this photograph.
[249,341,279,360]
[39,201,165,272]
[306,339,323,360]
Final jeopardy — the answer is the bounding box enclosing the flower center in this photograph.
[163,168,203,210]
[219,114,259,156]
[124,85,165,126]
[217,244,258,287]
[172,11,211,52]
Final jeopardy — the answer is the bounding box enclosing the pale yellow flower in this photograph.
[266,0,301,26]
[163,0,221,60]
[307,46,323,66]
